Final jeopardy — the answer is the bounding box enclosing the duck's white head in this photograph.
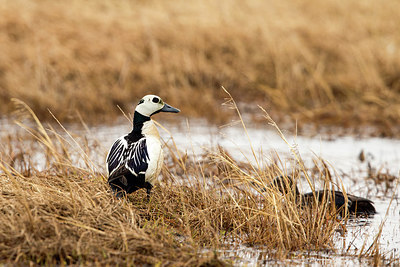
[135,95,180,117]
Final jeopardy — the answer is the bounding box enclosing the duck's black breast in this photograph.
[126,131,144,143]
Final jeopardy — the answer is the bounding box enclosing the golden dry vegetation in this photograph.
[0,100,393,265]
[1,0,400,135]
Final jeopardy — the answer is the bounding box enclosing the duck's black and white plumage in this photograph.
[270,176,376,215]
[106,95,180,198]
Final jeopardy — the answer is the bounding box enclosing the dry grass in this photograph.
[1,0,400,135]
[0,99,396,265]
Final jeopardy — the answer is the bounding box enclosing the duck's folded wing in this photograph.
[106,136,150,176]
[347,193,376,214]
[332,191,353,210]
[106,136,127,176]
[125,138,150,176]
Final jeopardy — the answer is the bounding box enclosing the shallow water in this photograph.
[1,118,399,265]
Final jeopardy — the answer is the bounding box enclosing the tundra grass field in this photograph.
[1,0,400,136]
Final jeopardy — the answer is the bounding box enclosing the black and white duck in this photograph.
[106,95,180,198]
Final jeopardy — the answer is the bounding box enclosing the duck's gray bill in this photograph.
[161,103,180,113]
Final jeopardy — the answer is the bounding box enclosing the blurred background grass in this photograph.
[1,0,400,135]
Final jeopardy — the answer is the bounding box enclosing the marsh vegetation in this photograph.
[0,99,398,265]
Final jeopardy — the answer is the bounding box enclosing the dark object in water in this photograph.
[270,175,376,215]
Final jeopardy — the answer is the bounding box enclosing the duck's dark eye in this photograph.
[138,99,144,105]
[152,97,160,103]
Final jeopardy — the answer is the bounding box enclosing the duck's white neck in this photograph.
[142,120,160,138]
